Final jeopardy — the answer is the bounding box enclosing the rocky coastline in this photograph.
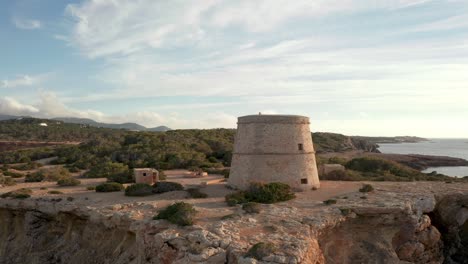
[1,181,467,263]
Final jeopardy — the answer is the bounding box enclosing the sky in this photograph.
[1,0,467,137]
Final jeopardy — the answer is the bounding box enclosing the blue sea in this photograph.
[378,139,468,178]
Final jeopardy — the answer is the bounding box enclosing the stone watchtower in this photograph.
[228,114,320,191]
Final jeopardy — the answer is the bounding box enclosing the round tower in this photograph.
[228,114,320,191]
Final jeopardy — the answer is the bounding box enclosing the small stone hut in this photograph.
[228,114,320,191]
[134,168,159,185]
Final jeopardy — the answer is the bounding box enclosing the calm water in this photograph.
[378,139,468,177]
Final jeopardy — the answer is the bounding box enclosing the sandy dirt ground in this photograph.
[0,168,365,221]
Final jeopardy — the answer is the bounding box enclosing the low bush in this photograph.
[246,182,295,204]
[154,202,197,226]
[340,208,352,216]
[152,181,184,194]
[225,191,249,206]
[359,184,374,193]
[25,171,45,182]
[48,190,63,194]
[11,162,42,171]
[158,170,167,181]
[107,170,134,184]
[57,177,81,186]
[327,157,348,166]
[95,182,124,192]
[86,186,96,191]
[245,242,276,260]
[26,167,72,182]
[323,199,337,205]
[225,182,295,206]
[1,188,32,199]
[242,202,261,214]
[84,161,131,179]
[3,170,24,178]
[320,170,365,181]
[0,175,16,186]
[186,188,208,198]
[125,183,154,196]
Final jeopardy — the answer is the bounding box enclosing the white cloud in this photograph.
[0,97,39,115]
[1,74,44,88]
[65,0,431,58]
[13,17,42,30]
[65,0,218,58]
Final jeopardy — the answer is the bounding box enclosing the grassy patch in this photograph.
[57,177,81,186]
[152,181,184,194]
[186,188,208,198]
[359,184,374,193]
[48,190,63,194]
[86,186,96,191]
[0,175,16,186]
[125,183,153,196]
[245,242,276,260]
[323,199,337,205]
[1,188,32,199]
[225,182,295,206]
[95,182,124,192]
[154,202,197,226]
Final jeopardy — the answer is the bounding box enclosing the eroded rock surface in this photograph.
[0,182,467,264]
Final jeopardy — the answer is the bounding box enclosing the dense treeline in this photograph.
[0,118,378,171]
[0,118,236,170]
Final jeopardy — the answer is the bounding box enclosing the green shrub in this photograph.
[320,169,364,181]
[225,191,249,206]
[152,181,184,194]
[246,182,295,204]
[95,182,124,192]
[323,199,337,205]
[25,171,45,182]
[48,190,63,194]
[225,182,295,206]
[86,186,96,191]
[40,187,48,190]
[3,170,24,178]
[106,170,134,184]
[125,183,154,196]
[154,202,197,226]
[1,188,33,199]
[359,184,374,193]
[245,242,276,260]
[26,167,71,182]
[340,208,352,216]
[11,162,42,171]
[186,188,208,198]
[328,157,348,165]
[57,177,81,186]
[85,161,131,179]
[242,202,261,214]
[346,157,420,179]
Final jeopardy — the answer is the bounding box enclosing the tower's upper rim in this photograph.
[238,114,310,124]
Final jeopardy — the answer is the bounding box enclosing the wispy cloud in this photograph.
[12,17,42,30]
[1,74,47,88]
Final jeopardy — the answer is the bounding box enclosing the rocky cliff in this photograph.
[0,182,467,263]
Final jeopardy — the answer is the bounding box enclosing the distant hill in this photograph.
[0,115,171,131]
[0,114,26,121]
[352,136,428,144]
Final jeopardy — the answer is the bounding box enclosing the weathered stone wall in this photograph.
[229,115,320,190]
